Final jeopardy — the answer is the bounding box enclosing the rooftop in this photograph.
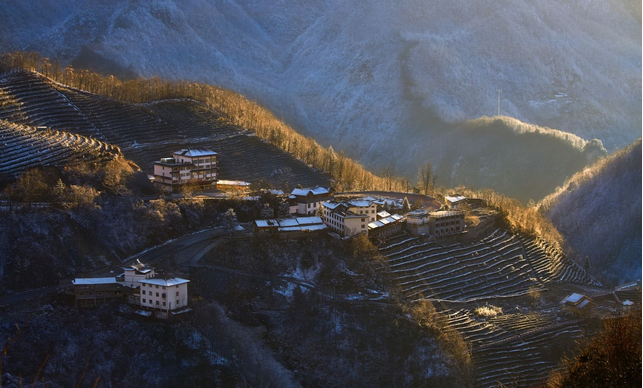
[140,278,190,287]
[173,148,217,157]
[429,210,465,218]
[445,195,467,203]
[291,186,331,197]
[217,180,250,186]
[368,214,403,230]
[348,199,373,207]
[73,277,118,285]
[322,201,342,210]
[255,216,324,229]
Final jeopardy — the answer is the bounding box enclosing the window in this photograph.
[162,293,166,299]
[176,291,179,296]
[176,299,180,306]
[361,225,365,228]
[155,285,159,289]
[156,292,159,297]
[163,302,166,306]
[142,299,146,303]
[142,290,146,295]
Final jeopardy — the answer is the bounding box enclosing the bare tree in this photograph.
[380,166,395,191]
[417,162,437,195]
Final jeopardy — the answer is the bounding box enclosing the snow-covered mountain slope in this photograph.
[1,0,639,195]
[540,139,642,286]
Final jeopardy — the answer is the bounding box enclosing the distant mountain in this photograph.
[0,0,639,194]
[540,139,642,285]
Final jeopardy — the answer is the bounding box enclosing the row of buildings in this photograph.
[71,262,191,319]
[255,186,466,239]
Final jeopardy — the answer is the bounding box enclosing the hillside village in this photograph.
[0,65,640,388]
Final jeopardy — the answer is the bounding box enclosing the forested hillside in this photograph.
[429,116,606,202]
[540,139,642,285]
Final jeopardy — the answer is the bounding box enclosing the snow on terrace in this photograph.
[379,229,599,303]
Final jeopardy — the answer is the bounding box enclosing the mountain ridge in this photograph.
[539,139,642,285]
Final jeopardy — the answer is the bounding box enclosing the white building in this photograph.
[289,187,334,215]
[321,199,377,237]
[139,278,190,312]
[153,148,218,192]
[122,262,156,289]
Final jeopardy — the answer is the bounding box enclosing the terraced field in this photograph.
[378,230,601,387]
[380,230,600,303]
[0,70,329,187]
[0,120,120,177]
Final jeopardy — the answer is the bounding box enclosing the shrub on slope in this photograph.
[539,139,642,285]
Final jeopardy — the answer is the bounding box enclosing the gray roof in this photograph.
[140,278,190,287]
[73,277,117,285]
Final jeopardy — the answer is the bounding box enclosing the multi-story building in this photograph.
[153,148,218,192]
[71,278,125,307]
[139,277,190,313]
[289,187,334,215]
[122,262,156,289]
[405,209,431,236]
[429,210,465,236]
[321,199,377,237]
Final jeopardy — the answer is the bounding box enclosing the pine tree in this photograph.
[402,196,411,212]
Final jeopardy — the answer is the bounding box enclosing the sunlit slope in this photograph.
[540,139,642,285]
[0,71,330,187]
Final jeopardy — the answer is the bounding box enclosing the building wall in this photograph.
[347,203,377,222]
[123,270,156,288]
[370,222,404,238]
[140,282,189,311]
[298,201,322,215]
[344,217,368,237]
[73,284,124,307]
[429,213,465,236]
[406,214,431,236]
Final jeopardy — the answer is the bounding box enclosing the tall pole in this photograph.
[497,89,501,116]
